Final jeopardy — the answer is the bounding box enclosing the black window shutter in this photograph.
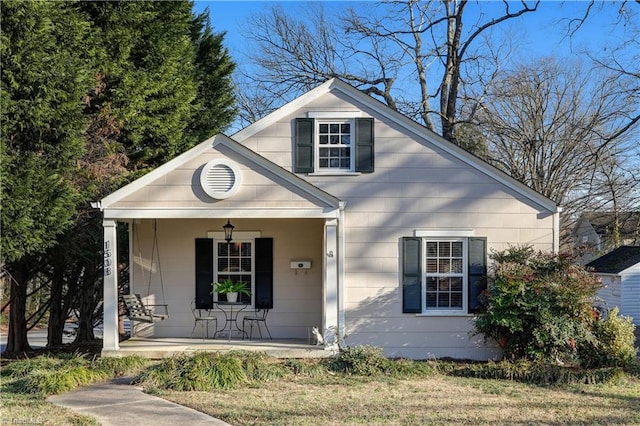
[468,237,487,313]
[402,237,422,313]
[355,117,374,173]
[295,118,314,173]
[255,238,273,309]
[195,238,214,309]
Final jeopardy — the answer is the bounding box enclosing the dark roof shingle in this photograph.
[585,246,640,274]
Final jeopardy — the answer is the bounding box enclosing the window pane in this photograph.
[427,259,438,273]
[241,258,251,272]
[330,124,339,133]
[451,277,463,291]
[319,124,328,133]
[438,278,450,291]
[439,259,450,273]
[241,243,251,256]
[330,148,340,156]
[451,259,463,273]
[426,293,437,307]
[438,293,450,307]
[330,158,340,167]
[341,135,351,145]
[452,242,463,257]
[319,158,328,167]
[340,158,350,168]
[439,242,451,257]
[426,277,438,291]
[427,242,438,256]
[330,135,339,144]
[451,293,462,307]
[319,148,328,157]
[218,258,229,271]
[341,123,350,133]
[229,258,240,271]
[218,243,228,256]
[319,135,328,144]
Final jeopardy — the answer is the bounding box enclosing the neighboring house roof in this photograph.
[232,78,558,213]
[574,212,640,236]
[585,246,640,274]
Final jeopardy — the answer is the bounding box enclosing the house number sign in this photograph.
[104,240,112,276]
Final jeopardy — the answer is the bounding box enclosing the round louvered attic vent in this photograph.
[200,159,241,199]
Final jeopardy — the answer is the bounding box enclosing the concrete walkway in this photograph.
[48,377,231,426]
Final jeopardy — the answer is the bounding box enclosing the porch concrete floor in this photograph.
[102,337,334,359]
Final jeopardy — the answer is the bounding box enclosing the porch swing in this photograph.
[121,220,169,323]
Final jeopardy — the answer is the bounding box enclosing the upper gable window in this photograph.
[318,121,353,171]
[295,117,374,174]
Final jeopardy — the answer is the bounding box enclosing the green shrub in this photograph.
[474,246,601,364]
[25,366,108,395]
[448,360,626,385]
[579,308,638,369]
[235,351,287,382]
[135,352,247,391]
[328,345,392,376]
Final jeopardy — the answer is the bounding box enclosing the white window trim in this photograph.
[307,111,364,118]
[420,237,469,316]
[314,119,355,174]
[414,229,474,238]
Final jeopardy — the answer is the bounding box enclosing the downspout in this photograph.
[553,206,562,254]
[338,201,347,346]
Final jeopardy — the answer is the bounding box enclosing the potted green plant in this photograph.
[212,279,250,303]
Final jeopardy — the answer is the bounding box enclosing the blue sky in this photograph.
[194,1,624,63]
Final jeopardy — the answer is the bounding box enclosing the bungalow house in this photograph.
[95,79,560,360]
[586,246,640,326]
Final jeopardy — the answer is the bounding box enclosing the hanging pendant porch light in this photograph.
[223,219,234,243]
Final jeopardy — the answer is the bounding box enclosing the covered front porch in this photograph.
[97,135,346,357]
[103,336,334,359]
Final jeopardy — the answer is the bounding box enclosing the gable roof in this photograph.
[586,246,640,274]
[574,212,640,237]
[98,133,341,211]
[232,78,558,213]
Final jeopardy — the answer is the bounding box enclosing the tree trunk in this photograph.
[74,263,97,343]
[47,262,66,348]
[5,260,31,353]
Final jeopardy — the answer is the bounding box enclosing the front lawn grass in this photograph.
[160,372,640,425]
[1,350,639,426]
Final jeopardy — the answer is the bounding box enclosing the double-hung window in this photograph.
[294,117,374,174]
[317,121,353,171]
[215,240,253,304]
[402,235,487,315]
[195,237,274,310]
[425,239,466,312]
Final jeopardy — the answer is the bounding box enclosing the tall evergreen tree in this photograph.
[187,7,237,143]
[37,1,237,347]
[1,0,93,352]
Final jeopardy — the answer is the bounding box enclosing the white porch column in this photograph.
[323,218,339,346]
[103,219,119,351]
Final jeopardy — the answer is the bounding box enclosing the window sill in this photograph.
[307,172,361,176]
[416,312,474,317]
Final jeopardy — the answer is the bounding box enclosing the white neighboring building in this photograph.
[586,246,640,326]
